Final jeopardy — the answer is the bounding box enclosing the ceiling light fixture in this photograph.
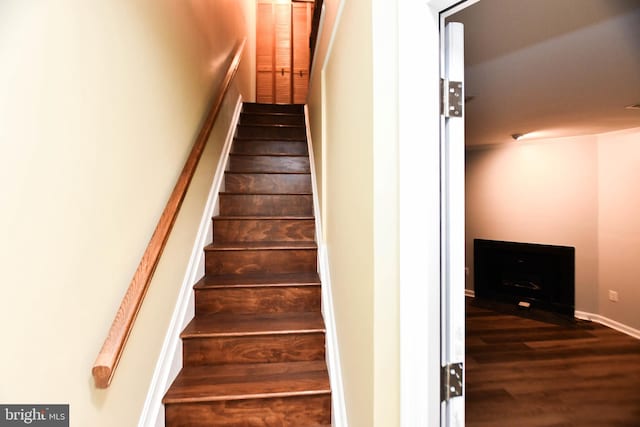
[511,133,524,141]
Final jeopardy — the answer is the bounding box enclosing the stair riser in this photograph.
[205,249,316,275]
[183,333,326,365]
[220,194,313,216]
[239,113,305,126]
[165,395,331,427]
[213,218,315,243]
[236,125,306,140]
[225,173,311,193]
[232,140,308,155]
[243,103,304,114]
[195,286,321,315]
[228,155,310,173]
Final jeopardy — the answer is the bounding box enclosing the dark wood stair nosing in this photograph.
[224,171,311,176]
[181,312,326,339]
[234,136,307,142]
[231,151,309,156]
[195,282,321,289]
[237,124,306,129]
[194,281,321,290]
[205,241,317,249]
[240,111,304,116]
[229,153,309,158]
[164,389,331,404]
[193,272,321,289]
[219,191,312,195]
[213,215,315,220]
[224,171,311,175]
[181,328,326,339]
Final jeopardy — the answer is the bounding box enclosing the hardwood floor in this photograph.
[466,298,640,427]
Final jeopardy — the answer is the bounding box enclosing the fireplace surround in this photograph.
[474,239,575,316]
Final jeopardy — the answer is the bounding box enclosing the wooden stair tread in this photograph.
[232,150,309,156]
[234,136,306,142]
[230,153,308,157]
[225,166,311,175]
[205,241,317,251]
[232,152,307,157]
[163,361,330,404]
[194,272,321,289]
[238,124,305,129]
[224,171,310,175]
[241,111,303,116]
[220,191,312,195]
[181,312,325,338]
[242,104,304,114]
[214,215,314,220]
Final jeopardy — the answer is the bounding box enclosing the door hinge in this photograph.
[441,362,464,401]
[440,79,463,118]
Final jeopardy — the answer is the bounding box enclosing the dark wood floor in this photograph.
[466,298,640,427]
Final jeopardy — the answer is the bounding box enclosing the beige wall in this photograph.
[0,1,254,425]
[598,128,640,330]
[308,0,400,425]
[466,128,640,328]
[323,0,374,423]
[465,136,599,312]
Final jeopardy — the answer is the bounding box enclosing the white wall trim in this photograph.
[575,311,640,341]
[464,289,475,298]
[138,94,243,427]
[304,105,348,427]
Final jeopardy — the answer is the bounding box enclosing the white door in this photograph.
[440,21,465,427]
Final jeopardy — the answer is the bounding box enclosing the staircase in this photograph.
[163,103,331,427]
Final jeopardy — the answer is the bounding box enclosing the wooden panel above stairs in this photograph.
[256,1,313,104]
[163,103,331,426]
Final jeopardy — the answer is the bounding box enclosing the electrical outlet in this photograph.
[609,290,619,302]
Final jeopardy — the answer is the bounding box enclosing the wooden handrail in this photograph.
[92,39,246,389]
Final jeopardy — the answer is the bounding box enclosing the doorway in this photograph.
[444,0,640,425]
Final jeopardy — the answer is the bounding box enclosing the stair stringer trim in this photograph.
[304,104,349,427]
[138,94,243,427]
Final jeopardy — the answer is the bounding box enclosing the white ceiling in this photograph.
[447,0,640,147]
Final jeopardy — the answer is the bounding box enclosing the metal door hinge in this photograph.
[440,79,463,118]
[441,362,463,401]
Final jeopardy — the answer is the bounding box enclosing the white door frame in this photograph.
[398,1,477,426]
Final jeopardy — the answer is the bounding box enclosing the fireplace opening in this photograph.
[474,239,575,316]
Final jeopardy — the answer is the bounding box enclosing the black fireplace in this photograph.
[474,239,575,316]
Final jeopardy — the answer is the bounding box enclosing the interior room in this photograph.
[448,0,640,425]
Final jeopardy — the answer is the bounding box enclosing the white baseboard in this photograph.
[574,311,640,340]
[464,289,475,298]
[304,105,348,427]
[138,95,243,427]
